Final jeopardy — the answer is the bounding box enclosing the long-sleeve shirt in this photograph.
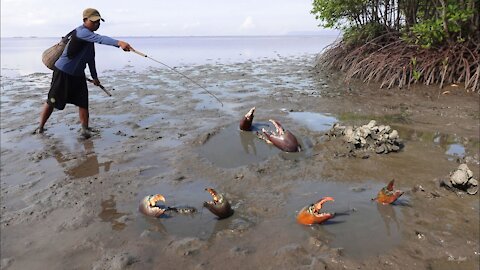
[55,24,119,79]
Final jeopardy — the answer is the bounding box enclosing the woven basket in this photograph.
[42,30,74,70]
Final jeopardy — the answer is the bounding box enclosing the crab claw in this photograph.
[203,188,234,219]
[239,107,255,131]
[260,119,301,152]
[139,194,167,217]
[374,179,404,205]
[296,197,335,225]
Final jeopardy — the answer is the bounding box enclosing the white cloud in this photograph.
[240,16,255,31]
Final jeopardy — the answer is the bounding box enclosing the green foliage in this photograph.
[404,19,445,48]
[410,57,421,80]
[343,23,385,46]
[311,0,478,47]
[311,0,367,29]
[403,3,474,48]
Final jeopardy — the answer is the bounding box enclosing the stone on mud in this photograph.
[326,120,404,155]
[441,164,478,195]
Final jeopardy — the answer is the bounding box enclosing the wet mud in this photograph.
[1,55,479,269]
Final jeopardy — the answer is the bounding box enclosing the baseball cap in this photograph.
[83,8,105,22]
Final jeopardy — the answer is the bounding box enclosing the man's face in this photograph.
[85,19,101,31]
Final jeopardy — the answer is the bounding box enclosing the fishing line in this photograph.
[131,49,224,107]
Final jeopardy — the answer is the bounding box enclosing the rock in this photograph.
[389,130,399,140]
[450,170,469,185]
[467,178,478,195]
[443,164,478,195]
[327,120,404,156]
[366,120,377,129]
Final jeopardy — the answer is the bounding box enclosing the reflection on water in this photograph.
[198,123,278,168]
[99,195,127,231]
[445,143,466,158]
[53,139,112,179]
[396,127,477,160]
[286,180,404,259]
[197,122,310,168]
[288,111,338,132]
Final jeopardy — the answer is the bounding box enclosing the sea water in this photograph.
[1,35,339,77]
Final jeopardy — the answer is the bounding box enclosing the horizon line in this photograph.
[1,32,342,39]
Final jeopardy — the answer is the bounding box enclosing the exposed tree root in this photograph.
[316,34,480,92]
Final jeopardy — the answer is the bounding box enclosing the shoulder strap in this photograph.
[61,29,76,43]
[63,29,75,39]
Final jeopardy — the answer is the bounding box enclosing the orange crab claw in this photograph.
[296,197,335,225]
[375,179,404,205]
[204,188,234,219]
[239,107,255,131]
[139,194,167,217]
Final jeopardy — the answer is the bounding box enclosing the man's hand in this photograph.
[93,78,101,86]
[118,40,133,52]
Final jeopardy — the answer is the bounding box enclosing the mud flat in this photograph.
[1,55,479,269]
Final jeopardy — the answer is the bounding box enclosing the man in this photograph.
[34,8,134,138]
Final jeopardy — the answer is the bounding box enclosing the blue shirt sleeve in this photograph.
[75,26,119,47]
[55,25,120,78]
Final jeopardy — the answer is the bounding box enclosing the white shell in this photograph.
[389,130,399,140]
[450,170,469,185]
[366,120,377,129]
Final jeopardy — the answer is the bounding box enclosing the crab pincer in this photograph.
[259,119,301,152]
[239,107,255,131]
[296,197,335,225]
[203,188,234,219]
[139,194,167,217]
[374,179,404,205]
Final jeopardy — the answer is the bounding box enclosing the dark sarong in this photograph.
[47,68,88,110]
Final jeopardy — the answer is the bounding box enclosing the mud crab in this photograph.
[258,119,301,152]
[296,197,335,225]
[374,179,404,204]
[239,107,255,131]
[139,194,167,217]
[203,188,234,219]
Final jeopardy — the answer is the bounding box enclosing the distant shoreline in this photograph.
[2,32,342,39]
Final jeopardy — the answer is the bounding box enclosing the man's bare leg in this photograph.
[79,107,91,138]
[34,103,54,134]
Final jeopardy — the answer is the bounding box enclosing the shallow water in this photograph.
[197,122,312,168]
[132,179,227,240]
[285,180,404,259]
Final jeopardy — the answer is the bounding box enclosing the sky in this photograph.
[1,0,338,38]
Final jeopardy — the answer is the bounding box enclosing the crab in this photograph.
[296,197,335,225]
[258,119,301,152]
[139,194,167,217]
[203,188,234,219]
[374,179,404,205]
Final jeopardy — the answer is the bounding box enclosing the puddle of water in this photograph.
[285,180,405,259]
[99,195,128,231]
[395,126,478,161]
[133,179,231,240]
[197,123,278,168]
[197,123,311,168]
[289,112,338,132]
[445,143,466,158]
